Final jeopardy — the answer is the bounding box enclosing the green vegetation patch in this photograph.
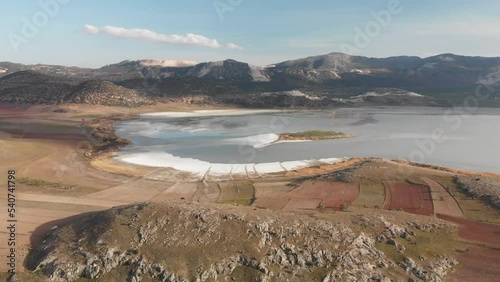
[218,182,255,206]
[286,130,346,138]
[376,227,460,264]
[18,177,78,190]
[352,181,386,208]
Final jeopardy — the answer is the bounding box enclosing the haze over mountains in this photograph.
[1,52,499,107]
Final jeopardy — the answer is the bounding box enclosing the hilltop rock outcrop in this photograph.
[26,202,458,282]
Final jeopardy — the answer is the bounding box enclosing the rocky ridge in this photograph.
[454,175,500,209]
[27,202,458,282]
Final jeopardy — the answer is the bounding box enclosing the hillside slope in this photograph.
[26,202,458,282]
[0,71,77,104]
[0,72,155,107]
[68,80,155,107]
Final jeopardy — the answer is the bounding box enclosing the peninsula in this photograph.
[278,130,353,141]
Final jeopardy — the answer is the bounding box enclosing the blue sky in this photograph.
[1,0,499,67]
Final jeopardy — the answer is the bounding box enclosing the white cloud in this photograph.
[226,43,244,50]
[83,24,242,50]
[83,24,99,35]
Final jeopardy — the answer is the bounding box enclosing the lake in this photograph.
[115,107,500,175]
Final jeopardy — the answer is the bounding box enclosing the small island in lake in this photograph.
[278,130,354,141]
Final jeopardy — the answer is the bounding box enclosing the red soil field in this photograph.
[383,182,433,216]
[437,214,500,247]
[284,180,359,210]
[447,247,500,282]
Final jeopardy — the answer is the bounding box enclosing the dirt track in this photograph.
[421,176,463,217]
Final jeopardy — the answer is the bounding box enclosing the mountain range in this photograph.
[1,53,499,107]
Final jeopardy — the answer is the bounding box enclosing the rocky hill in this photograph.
[182,59,269,82]
[119,76,240,98]
[0,72,155,107]
[0,71,77,104]
[25,202,459,282]
[68,80,155,107]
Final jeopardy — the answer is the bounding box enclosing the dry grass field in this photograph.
[352,181,386,208]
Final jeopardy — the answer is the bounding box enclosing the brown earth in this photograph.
[282,198,322,211]
[446,247,500,282]
[421,176,463,218]
[290,180,359,210]
[252,198,290,210]
[150,182,198,202]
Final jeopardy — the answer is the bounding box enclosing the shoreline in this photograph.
[79,108,500,178]
[82,114,138,157]
[82,109,287,157]
[102,111,355,177]
[81,112,350,178]
[277,132,354,142]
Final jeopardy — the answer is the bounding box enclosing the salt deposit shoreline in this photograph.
[116,150,347,178]
[116,109,345,177]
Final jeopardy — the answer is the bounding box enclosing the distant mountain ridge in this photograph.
[2,52,499,83]
[1,52,499,107]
